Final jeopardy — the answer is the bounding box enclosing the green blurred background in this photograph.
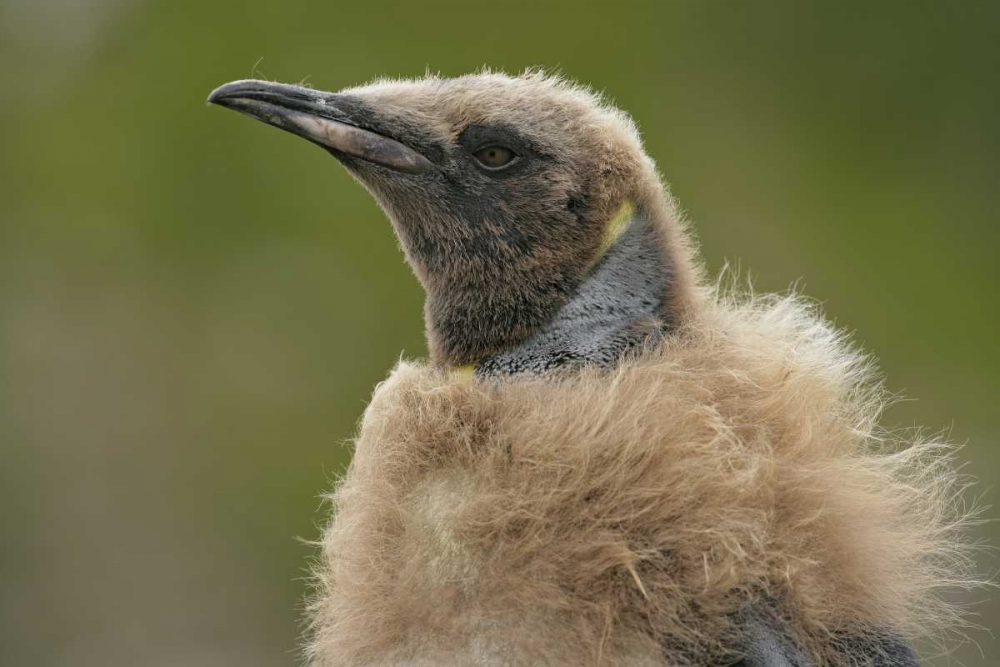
[1,1,996,665]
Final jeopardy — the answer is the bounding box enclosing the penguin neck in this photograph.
[476,206,673,376]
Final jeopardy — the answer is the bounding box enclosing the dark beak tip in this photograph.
[206,79,267,106]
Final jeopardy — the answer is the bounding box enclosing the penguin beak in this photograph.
[207,79,437,175]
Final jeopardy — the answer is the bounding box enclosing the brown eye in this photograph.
[473,145,516,169]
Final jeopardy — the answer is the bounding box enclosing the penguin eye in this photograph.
[473,145,517,170]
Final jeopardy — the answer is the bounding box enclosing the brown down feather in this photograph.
[307,285,976,666]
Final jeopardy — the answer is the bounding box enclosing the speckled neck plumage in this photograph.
[477,207,671,376]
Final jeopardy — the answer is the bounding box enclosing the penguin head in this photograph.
[209,71,687,366]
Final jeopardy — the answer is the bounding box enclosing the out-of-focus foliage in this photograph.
[1,1,996,665]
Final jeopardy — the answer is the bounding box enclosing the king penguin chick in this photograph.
[208,71,966,667]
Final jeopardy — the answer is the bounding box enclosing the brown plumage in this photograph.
[308,290,970,666]
[207,70,978,666]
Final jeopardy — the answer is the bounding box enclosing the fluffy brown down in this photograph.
[308,290,972,666]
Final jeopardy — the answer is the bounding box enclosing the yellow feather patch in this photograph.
[592,200,634,267]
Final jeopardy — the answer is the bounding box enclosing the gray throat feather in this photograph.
[478,207,670,376]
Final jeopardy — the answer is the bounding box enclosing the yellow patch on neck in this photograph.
[592,200,634,266]
[452,364,476,381]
